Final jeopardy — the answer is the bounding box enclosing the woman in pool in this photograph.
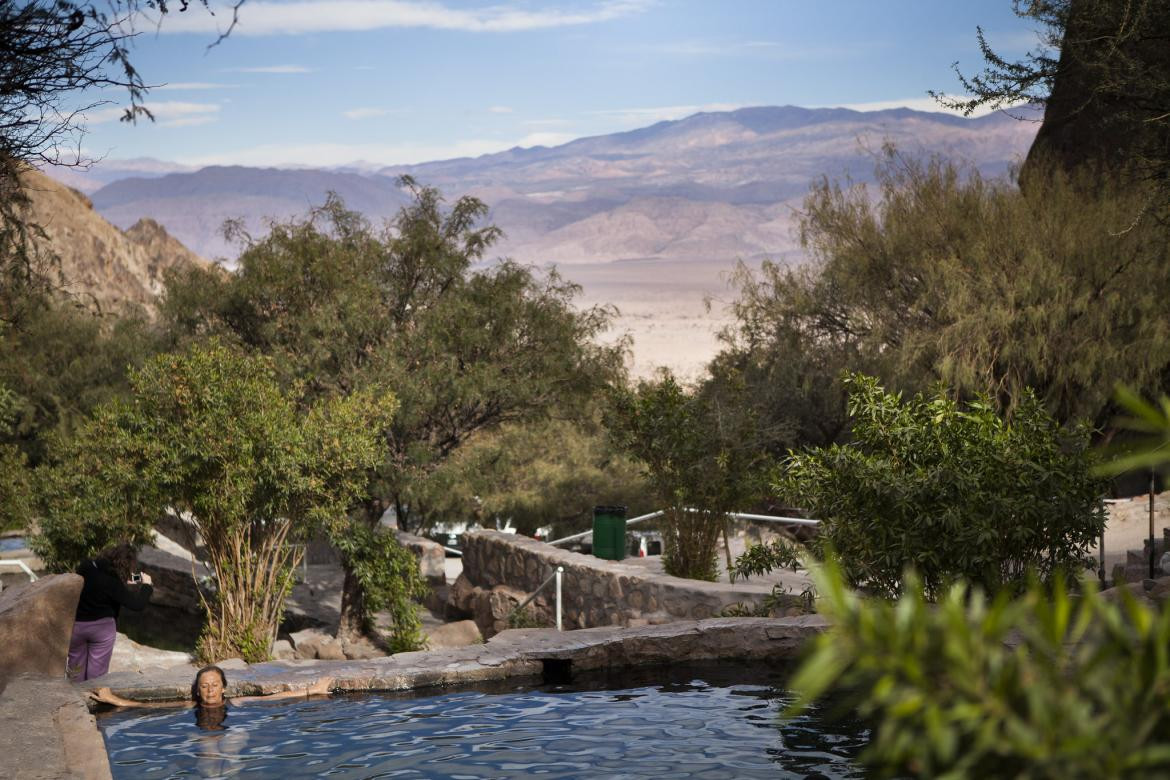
[91,664,334,721]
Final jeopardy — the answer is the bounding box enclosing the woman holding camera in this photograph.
[68,543,153,681]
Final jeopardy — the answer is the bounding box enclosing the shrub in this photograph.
[789,558,1170,779]
[604,373,770,580]
[32,341,395,662]
[761,374,1106,598]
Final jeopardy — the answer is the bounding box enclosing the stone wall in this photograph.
[450,530,806,637]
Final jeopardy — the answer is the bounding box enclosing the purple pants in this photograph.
[68,617,117,681]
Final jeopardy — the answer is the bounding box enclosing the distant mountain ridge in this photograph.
[80,104,1038,263]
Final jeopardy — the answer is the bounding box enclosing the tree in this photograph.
[0,299,161,467]
[31,341,395,662]
[936,0,1170,210]
[0,383,31,531]
[413,417,654,539]
[604,372,771,581]
[2,0,241,172]
[763,374,1106,599]
[161,184,624,640]
[721,150,1170,430]
[0,0,236,325]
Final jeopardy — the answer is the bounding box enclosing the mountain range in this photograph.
[70,105,1038,265]
[38,105,1038,378]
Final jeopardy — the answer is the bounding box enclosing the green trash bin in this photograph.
[592,505,627,561]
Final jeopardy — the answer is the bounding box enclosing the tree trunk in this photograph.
[335,498,384,642]
[1022,0,1170,188]
[337,566,367,643]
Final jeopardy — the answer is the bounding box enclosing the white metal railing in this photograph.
[548,510,665,546]
[547,509,818,547]
[443,546,463,557]
[506,565,564,631]
[0,559,39,592]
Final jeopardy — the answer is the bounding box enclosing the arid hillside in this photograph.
[19,169,210,313]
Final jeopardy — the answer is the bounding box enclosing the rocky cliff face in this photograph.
[19,168,210,313]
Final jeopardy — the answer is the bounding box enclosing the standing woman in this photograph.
[68,543,153,681]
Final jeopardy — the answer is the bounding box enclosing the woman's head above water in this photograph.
[192,665,228,707]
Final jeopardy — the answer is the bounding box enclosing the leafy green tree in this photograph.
[605,372,770,581]
[32,341,394,662]
[789,558,1170,779]
[162,183,623,639]
[0,383,31,531]
[0,298,161,467]
[761,374,1106,599]
[414,417,654,539]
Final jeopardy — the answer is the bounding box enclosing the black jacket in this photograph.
[74,558,153,621]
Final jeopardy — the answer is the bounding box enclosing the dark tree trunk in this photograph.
[336,566,367,642]
[335,497,387,642]
[1022,0,1170,188]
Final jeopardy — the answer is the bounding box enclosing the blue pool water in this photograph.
[98,665,869,779]
[0,537,26,552]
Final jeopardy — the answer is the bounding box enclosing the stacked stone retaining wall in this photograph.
[450,530,806,637]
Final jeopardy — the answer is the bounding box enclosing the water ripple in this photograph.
[99,665,869,779]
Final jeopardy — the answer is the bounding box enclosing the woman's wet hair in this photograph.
[97,543,138,582]
[191,665,228,705]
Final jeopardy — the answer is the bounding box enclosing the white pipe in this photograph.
[547,509,669,547]
[547,508,817,547]
[725,512,819,527]
[555,566,563,631]
[0,559,38,586]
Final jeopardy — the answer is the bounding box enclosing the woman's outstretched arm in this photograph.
[230,676,335,704]
[90,687,192,708]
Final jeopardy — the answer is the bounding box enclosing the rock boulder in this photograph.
[0,574,83,693]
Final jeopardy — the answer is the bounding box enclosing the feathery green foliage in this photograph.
[0,383,31,531]
[721,151,1170,433]
[0,299,161,467]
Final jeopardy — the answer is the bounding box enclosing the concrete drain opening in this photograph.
[541,657,573,684]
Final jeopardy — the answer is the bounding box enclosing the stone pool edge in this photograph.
[31,616,830,779]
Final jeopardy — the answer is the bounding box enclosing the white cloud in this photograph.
[588,102,744,126]
[344,107,392,120]
[523,118,571,127]
[160,115,220,128]
[488,105,513,114]
[818,97,1001,117]
[82,101,222,126]
[224,65,314,73]
[516,132,576,147]
[649,40,850,60]
[152,0,654,36]
[175,131,585,168]
[153,82,237,90]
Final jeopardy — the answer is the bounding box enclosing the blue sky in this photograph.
[80,0,1044,168]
